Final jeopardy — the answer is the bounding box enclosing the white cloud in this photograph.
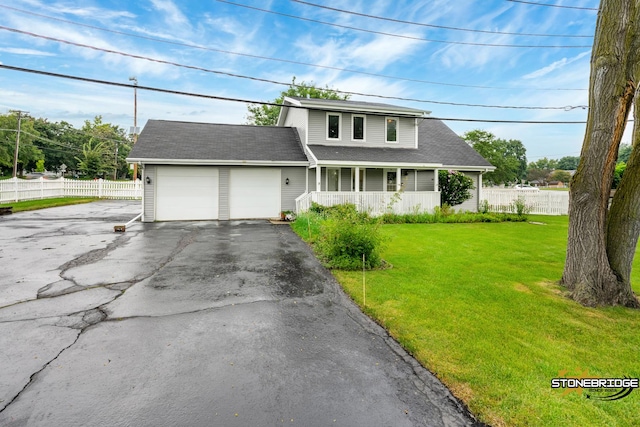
[0,47,55,56]
[523,51,591,79]
[149,0,189,28]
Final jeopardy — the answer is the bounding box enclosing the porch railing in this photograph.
[295,191,441,215]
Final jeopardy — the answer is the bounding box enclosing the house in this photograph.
[127,97,494,221]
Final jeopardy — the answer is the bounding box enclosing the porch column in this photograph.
[396,167,401,191]
[354,167,360,193]
[478,171,484,209]
[434,168,439,191]
[316,166,322,192]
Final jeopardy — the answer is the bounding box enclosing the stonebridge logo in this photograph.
[551,369,638,401]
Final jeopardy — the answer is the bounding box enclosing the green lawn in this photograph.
[0,197,97,212]
[329,216,640,427]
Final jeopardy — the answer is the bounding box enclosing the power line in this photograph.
[0,63,592,124]
[506,1,599,11]
[291,0,593,38]
[0,4,587,92]
[215,0,593,48]
[0,26,589,111]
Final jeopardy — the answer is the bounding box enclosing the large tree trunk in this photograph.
[561,0,640,307]
[607,91,640,307]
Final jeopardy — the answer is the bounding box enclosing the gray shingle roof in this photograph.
[128,120,308,163]
[286,97,428,116]
[307,119,493,168]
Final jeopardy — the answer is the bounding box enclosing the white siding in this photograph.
[307,110,416,148]
[283,107,308,147]
[417,170,435,191]
[366,169,384,191]
[143,165,156,222]
[281,167,307,212]
[456,172,480,212]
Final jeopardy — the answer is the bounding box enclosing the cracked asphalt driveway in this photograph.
[0,200,479,427]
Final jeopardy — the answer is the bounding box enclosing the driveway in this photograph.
[0,200,479,426]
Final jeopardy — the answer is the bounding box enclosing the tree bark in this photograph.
[562,0,640,307]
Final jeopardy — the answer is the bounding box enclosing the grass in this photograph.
[301,216,640,427]
[0,197,97,212]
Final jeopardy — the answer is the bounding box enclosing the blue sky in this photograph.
[0,0,609,161]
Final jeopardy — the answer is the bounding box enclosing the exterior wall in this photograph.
[308,169,317,192]
[402,170,416,192]
[341,168,352,191]
[283,107,307,146]
[366,168,384,191]
[307,110,416,148]
[142,164,156,222]
[416,170,435,191]
[456,172,480,212]
[218,167,230,220]
[281,167,306,212]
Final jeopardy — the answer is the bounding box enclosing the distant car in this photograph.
[514,184,539,191]
[24,172,58,180]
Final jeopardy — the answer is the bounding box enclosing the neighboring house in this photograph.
[127,97,494,221]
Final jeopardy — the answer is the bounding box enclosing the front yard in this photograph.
[323,216,639,426]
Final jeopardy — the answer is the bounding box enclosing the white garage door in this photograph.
[229,168,280,219]
[156,166,219,221]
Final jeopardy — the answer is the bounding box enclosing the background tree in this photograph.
[617,143,632,163]
[562,0,640,308]
[0,113,43,176]
[526,157,558,184]
[32,118,84,173]
[81,116,131,179]
[462,130,527,185]
[557,156,580,170]
[438,170,475,206]
[246,77,350,126]
[75,139,110,178]
[549,169,571,184]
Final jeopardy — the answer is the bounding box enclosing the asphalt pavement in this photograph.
[0,200,481,426]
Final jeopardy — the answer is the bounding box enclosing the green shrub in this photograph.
[438,170,475,206]
[314,205,384,270]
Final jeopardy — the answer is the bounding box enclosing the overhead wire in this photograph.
[0,63,592,124]
[0,4,588,92]
[506,0,599,11]
[0,26,589,111]
[214,0,593,48]
[291,0,593,38]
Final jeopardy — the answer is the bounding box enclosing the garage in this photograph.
[156,166,219,221]
[229,168,280,219]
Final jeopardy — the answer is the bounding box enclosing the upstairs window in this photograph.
[352,115,365,141]
[327,113,341,140]
[386,117,398,143]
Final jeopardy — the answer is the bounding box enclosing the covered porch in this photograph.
[295,165,442,215]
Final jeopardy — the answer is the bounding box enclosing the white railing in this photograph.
[296,191,441,215]
[482,189,569,215]
[0,177,142,203]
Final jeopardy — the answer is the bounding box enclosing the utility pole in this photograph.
[10,110,28,178]
[129,76,139,181]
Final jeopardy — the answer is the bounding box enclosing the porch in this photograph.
[295,191,441,216]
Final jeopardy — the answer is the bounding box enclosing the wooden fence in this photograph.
[482,189,569,215]
[0,177,142,203]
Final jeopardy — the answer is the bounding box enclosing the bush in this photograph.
[438,170,475,206]
[314,204,384,270]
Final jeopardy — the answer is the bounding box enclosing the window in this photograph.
[327,113,341,140]
[352,115,365,141]
[386,117,398,143]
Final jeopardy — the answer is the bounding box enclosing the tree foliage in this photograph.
[562,0,640,308]
[557,156,580,170]
[438,170,475,206]
[246,77,350,126]
[462,130,527,185]
[0,113,43,176]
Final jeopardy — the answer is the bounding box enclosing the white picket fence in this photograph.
[482,189,569,215]
[0,177,142,203]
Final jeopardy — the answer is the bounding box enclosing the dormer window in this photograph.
[352,115,365,141]
[386,117,398,143]
[327,112,341,140]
